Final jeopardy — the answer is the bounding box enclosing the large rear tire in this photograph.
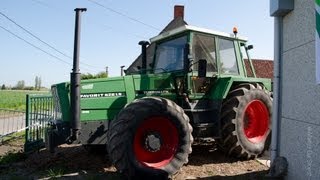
[107,97,193,179]
[219,83,272,159]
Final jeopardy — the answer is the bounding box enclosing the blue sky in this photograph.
[0,0,273,88]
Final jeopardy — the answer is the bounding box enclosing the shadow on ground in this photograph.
[188,143,239,166]
[0,144,122,179]
[184,170,282,180]
[0,142,270,180]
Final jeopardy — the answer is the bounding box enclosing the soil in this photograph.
[0,138,270,180]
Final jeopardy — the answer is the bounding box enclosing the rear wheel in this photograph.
[219,83,272,159]
[107,97,193,178]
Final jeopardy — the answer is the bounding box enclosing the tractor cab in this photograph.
[150,25,252,78]
[136,25,256,98]
[127,24,256,90]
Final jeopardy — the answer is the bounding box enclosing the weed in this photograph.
[46,167,66,178]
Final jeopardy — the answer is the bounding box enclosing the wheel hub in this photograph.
[144,133,162,152]
[133,116,179,168]
[244,100,269,143]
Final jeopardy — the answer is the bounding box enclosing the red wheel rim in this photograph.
[133,116,179,168]
[243,100,269,143]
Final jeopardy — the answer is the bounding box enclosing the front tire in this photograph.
[107,97,193,178]
[219,83,272,159]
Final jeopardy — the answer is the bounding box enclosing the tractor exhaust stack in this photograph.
[138,41,149,74]
[70,8,86,141]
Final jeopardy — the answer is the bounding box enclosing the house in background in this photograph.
[245,59,274,79]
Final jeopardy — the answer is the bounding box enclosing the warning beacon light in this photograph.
[233,27,238,37]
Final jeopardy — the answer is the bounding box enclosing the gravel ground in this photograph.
[0,138,270,180]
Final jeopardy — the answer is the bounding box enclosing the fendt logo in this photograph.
[82,84,94,90]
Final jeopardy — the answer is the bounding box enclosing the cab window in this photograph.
[192,33,217,73]
[218,38,239,74]
[154,36,187,73]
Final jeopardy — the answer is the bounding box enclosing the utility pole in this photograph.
[105,66,109,77]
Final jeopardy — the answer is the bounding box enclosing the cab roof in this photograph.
[150,25,248,43]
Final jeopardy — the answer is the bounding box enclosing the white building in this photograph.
[270,0,320,179]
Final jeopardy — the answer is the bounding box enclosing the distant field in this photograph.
[0,90,49,111]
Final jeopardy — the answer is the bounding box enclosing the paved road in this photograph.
[0,115,25,136]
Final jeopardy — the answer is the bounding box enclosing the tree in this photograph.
[35,76,39,90]
[81,73,94,80]
[34,76,42,90]
[1,84,5,90]
[38,77,42,90]
[96,72,108,78]
[81,72,108,80]
[15,80,25,90]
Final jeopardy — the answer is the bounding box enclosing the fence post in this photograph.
[24,94,30,152]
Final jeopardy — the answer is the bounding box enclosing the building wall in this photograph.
[280,0,320,179]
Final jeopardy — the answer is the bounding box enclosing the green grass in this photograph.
[0,90,49,111]
[0,131,25,143]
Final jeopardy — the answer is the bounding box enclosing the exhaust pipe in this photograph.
[138,41,150,74]
[70,8,86,142]
[120,65,125,76]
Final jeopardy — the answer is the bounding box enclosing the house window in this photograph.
[218,38,239,74]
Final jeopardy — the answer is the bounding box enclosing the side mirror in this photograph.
[247,45,253,50]
[198,59,207,78]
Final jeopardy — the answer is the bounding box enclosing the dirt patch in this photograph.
[0,137,23,156]
[0,145,14,156]
[0,139,270,179]
[173,144,269,179]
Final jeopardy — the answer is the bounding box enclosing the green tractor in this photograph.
[47,11,272,178]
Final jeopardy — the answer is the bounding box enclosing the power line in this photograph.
[80,60,101,69]
[0,11,73,60]
[29,0,53,9]
[0,11,101,71]
[25,0,154,72]
[92,21,148,40]
[0,25,72,65]
[87,0,161,31]
[28,0,150,41]
[0,25,97,72]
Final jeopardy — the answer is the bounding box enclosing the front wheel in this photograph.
[107,97,193,178]
[218,83,272,159]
